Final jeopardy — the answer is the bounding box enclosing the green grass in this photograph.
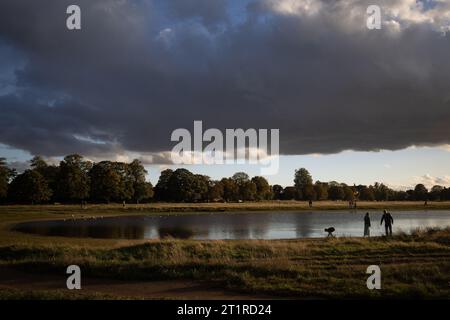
[0,204,449,299]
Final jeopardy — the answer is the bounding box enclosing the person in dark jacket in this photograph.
[364,212,371,237]
[380,210,394,236]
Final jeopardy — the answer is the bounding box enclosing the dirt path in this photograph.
[0,267,270,299]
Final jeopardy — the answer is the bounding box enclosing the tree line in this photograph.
[0,155,449,204]
[289,168,449,202]
[0,155,152,204]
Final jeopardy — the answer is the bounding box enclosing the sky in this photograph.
[0,0,450,189]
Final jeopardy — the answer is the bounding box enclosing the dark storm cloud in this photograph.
[166,0,229,27]
[0,0,450,162]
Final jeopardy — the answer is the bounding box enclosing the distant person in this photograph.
[364,212,371,237]
[380,210,394,236]
[309,199,313,208]
[424,200,428,206]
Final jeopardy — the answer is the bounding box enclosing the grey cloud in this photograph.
[7,160,29,173]
[0,0,450,162]
[166,0,229,27]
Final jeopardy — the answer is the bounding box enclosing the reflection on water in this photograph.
[13,210,450,240]
[158,226,194,239]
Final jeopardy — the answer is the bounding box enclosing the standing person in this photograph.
[309,199,313,208]
[380,210,394,236]
[364,212,371,237]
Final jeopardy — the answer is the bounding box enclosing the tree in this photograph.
[231,172,249,186]
[373,182,390,201]
[303,184,316,200]
[406,189,415,200]
[30,156,48,170]
[166,168,197,202]
[294,168,313,200]
[314,182,328,200]
[392,190,408,201]
[145,182,155,201]
[89,161,123,203]
[128,159,152,203]
[154,169,173,201]
[133,182,153,203]
[114,161,135,202]
[207,180,224,202]
[240,180,257,201]
[57,154,91,203]
[441,187,450,201]
[414,184,428,201]
[89,161,137,203]
[8,170,52,204]
[343,185,355,201]
[359,186,375,201]
[251,176,272,200]
[429,185,443,201]
[192,174,210,202]
[221,178,239,202]
[30,156,59,201]
[0,158,14,201]
[231,172,255,201]
[328,185,344,200]
[294,168,313,187]
[272,184,283,200]
[282,187,297,200]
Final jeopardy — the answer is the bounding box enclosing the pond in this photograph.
[12,210,450,240]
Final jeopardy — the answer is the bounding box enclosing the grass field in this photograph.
[0,202,449,299]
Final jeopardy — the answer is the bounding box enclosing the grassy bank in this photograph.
[0,228,449,299]
[2,200,450,217]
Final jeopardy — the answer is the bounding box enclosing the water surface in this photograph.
[13,210,450,240]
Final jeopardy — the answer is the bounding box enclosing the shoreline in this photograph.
[1,201,449,247]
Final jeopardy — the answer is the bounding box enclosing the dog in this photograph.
[324,227,335,237]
